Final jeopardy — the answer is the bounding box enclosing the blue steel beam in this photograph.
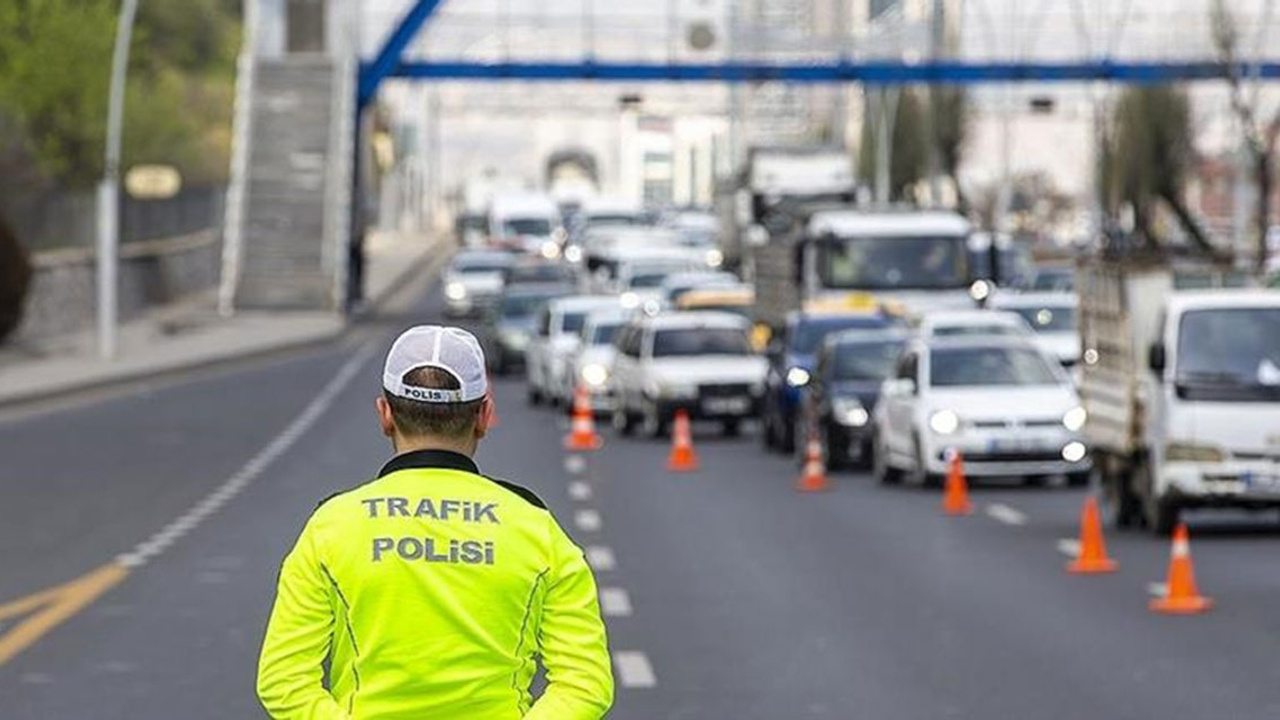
[358,0,448,107]
[379,59,1280,84]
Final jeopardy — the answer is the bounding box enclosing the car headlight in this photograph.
[1165,442,1226,463]
[833,397,870,427]
[968,279,992,302]
[540,240,561,260]
[620,292,640,309]
[564,245,583,263]
[1062,406,1087,432]
[785,367,811,387]
[929,409,960,435]
[581,363,609,387]
[499,329,529,349]
[1061,441,1088,463]
[705,249,724,268]
[445,282,467,301]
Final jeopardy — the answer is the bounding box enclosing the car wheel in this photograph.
[1066,471,1090,488]
[872,431,902,485]
[778,415,797,454]
[824,423,846,471]
[722,419,741,437]
[760,410,777,450]
[528,386,543,406]
[641,400,667,439]
[1100,465,1142,529]
[612,405,636,436]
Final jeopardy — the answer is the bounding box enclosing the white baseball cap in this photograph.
[383,326,489,403]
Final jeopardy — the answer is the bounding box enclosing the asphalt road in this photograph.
[2,268,1280,718]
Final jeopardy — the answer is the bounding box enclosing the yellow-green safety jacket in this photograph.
[257,449,613,719]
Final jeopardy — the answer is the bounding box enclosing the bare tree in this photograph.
[1211,0,1279,271]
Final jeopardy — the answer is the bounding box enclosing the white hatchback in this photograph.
[872,336,1091,486]
[611,312,767,438]
[525,295,622,406]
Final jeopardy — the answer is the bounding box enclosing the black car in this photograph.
[479,283,573,374]
[796,329,909,470]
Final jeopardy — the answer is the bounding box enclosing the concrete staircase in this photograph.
[228,57,352,310]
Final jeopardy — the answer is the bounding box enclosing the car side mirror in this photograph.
[1148,343,1166,375]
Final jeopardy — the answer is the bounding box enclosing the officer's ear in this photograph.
[475,395,495,439]
[375,395,397,439]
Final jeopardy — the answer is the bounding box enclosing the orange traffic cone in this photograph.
[1149,523,1213,615]
[666,410,699,471]
[564,384,603,451]
[942,451,973,516]
[795,425,830,493]
[1067,496,1118,574]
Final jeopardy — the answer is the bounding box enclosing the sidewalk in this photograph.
[0,231,447,407]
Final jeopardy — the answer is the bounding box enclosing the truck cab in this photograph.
[1080,262,1280,533]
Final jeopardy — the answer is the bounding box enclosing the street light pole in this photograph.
[97,0,140,360]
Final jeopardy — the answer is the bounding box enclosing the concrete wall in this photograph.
[16,232,221,342]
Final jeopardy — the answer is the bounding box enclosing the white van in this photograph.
[488,193,563,256]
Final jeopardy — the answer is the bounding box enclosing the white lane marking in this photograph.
[599,587,633,617]
[564,455,587,475]
[575,509,602,532]
[1056,538,1081,559]
[1147,582,1168,598]
[985,503,1027,526]
[568,481,593,501]
[585,546,616,571]
[613,651,657,688]
[115,344,377,569]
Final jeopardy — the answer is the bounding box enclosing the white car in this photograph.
[526,295,622,406]
[989,292,1080,366]
[914,309,1034,340]
[872,336,1091,486]
[564,307,633,413]
[609,249,709,311]
[442,250,515,317]
[611,312,767,438]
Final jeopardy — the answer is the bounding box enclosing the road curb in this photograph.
[0,237,453,412]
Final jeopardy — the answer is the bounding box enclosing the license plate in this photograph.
[703,397,749,414]
[986,436,1047,453]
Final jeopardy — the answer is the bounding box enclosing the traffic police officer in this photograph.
[257,325,614,718]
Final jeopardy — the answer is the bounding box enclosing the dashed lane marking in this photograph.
[575,509,602,532]
[568,481,593,501]
[585,546,616,571]
[613,651,657,688]
[1056,538,1082,558]
[599,587,633,617]
[984,503,1027,526]
[115,343,376,569]
[564,455,587,475]
[0,343,377,670]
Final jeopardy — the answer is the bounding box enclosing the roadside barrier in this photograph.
[666,410,699,472]
[1067,496,1118,574]
[564,384,603,451]
[1149,524,1213,615]
[941,451,973,516]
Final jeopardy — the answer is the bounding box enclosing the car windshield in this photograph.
[930,346,1061,387]
[561,312,587,334]
[508,264,573,284]
[500,293,556,318]
[588,322,623,345]
[587,214,642,226]
[821,236,969,290]
[1006,305,1077,333]
[1030,268,1075,292]
[1175,308,1280,401]
[790,316,892,354]
[629,272,670,289]
[831,340,905,381]
[502,218,553,236]
[652,327,751,357]
[455,260,510,274]
[932,324,1023,338]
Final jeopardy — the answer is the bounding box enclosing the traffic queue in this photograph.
[446,193,1280,538]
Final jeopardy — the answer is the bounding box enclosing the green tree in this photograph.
[859,87,928,201]
[1103,85,1221,257]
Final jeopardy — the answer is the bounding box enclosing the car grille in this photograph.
[699,383,751,398]
[972,418,1060,430]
